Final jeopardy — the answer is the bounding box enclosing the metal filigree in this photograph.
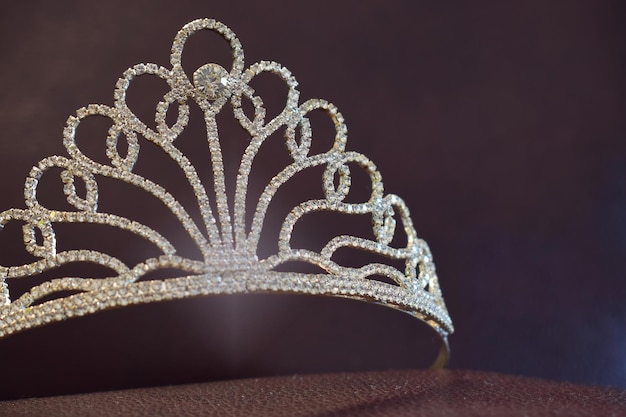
[0,19,453,349]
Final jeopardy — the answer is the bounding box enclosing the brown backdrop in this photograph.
[0,0,624,400]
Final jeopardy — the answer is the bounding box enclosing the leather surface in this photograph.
[0,370,624,417]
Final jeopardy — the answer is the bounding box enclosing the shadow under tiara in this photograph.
[0,293,443,400]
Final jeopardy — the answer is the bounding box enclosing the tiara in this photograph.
[0,19,453,366]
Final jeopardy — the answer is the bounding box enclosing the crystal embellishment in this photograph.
[0,19,453,357]
[193,63,230,100]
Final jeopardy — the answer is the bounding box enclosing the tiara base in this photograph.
[0,272,451,345]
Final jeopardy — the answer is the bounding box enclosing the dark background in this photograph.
[0,0,624,399]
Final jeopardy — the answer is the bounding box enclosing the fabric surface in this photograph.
[0,369,624,417]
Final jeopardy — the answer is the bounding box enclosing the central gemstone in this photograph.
[193,63,230,100]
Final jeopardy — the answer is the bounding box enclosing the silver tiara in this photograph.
[0,19,453,364]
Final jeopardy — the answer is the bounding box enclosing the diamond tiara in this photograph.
[0,19,453,365]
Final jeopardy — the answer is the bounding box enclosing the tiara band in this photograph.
[0,19,453,366]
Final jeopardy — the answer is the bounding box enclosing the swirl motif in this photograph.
[0,19,453,342]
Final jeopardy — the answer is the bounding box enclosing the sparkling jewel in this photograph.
[193,63,230,100]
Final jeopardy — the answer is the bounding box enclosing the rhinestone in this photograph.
[193,64,230,100]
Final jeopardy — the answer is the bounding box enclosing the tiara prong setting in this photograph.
[0,18,453,366]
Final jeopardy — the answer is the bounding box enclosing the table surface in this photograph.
[0,369,624,417]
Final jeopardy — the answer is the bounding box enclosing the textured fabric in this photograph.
[1,370,624,417]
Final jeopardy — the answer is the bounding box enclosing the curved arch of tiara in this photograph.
[0,18,452,360]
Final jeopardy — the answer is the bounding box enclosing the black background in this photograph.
[0,0,624,399]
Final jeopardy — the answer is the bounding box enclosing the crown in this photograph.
[0,19,453,365]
